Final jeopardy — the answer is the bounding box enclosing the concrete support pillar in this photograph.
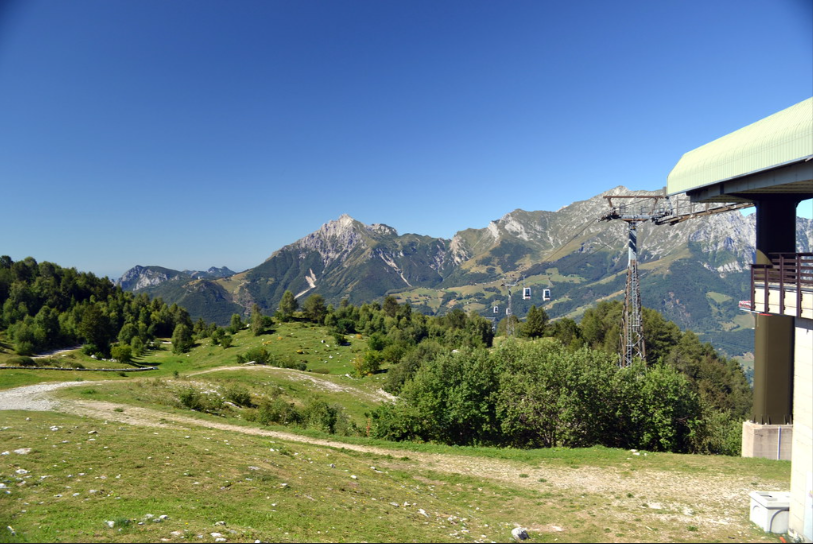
[751,197,800,425]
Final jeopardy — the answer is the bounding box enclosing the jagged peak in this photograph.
[317,215,398,238]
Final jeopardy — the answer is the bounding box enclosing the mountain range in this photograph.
[116,186,813,359]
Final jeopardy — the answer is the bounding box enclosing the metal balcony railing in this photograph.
[750,253,813,318]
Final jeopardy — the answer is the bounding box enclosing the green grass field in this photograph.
[0,323,789,543]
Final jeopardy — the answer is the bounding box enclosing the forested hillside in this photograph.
[0,256,197,360]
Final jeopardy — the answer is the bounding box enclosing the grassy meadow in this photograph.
[0,322,789,543]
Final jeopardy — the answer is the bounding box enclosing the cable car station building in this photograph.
[667,96,813,541]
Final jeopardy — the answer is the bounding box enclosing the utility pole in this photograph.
[600,195,669,366]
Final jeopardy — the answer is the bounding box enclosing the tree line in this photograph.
[283,291,750,455]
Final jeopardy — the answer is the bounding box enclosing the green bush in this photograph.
[177,387,222,413]
[8,356,36,367]
[302,400,338,433]
[353,350,383,377]
[224,384,252,407]
[257,398,302,426]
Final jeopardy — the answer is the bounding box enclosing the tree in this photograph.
[111,343,133,363]
[250,304,265,336]
[522,305,548,339]
[278,290,298,322]
[382,295,399,318]
[302,294,327,324]
[130,336,145,357]
[172,323,194,354]
[548,318,583,350]
[228,314,244,334]
[77,304,114,357]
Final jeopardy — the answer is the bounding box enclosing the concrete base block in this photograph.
[750,491,790,533]
[742,421,793,461]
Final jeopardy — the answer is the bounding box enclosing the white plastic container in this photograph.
[749,491,790,533]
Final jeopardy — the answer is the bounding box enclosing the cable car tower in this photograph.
[501,277,521,337]
[600,195,670,367]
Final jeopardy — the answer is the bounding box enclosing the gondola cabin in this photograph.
[493,306,499,314]
[542,288,551,301]
[522,287,531,300]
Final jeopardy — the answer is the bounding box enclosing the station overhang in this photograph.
[667,97,813,204]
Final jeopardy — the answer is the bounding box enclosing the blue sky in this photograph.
[1,0,811,279]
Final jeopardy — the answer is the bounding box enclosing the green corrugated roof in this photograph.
[667,97,813,195]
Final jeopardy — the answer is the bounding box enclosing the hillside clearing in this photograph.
[0,381,787,543]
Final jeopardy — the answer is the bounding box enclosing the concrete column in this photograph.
[754,198,798,264]
[751,197,800,424]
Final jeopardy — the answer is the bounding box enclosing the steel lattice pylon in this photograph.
[600,195,670,366]
[621,223,645,366]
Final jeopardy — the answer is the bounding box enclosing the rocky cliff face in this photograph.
[116,266,183,291]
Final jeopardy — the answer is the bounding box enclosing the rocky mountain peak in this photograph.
[116,265,179,291]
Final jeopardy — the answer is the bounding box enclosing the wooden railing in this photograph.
[751,253,813,317]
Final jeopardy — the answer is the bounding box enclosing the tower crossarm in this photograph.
[599,195,670,223]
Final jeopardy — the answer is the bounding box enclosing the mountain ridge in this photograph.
[117,186,813,358]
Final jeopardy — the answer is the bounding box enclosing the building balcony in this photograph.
[750,253,813,319]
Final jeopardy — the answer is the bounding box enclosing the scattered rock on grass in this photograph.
[511,527,529,541]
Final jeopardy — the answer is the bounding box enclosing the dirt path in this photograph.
[0,381,771,537]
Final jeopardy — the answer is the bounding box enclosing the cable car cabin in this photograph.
[522,287,531,300]
[493,306,499,314]
[542,289,551,301]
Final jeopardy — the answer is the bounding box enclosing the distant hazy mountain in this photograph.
[117,187,813,358]
[116,265,236,291]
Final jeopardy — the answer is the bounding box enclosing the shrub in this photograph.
[224,384,252,407]
[177,387,222,413]
[257,398,302,426]
[236,346,273,365]
[111,343,133,363]
[14,341,35,356]
[332,331,347,346]
[302,400,338,433]
[354,350,383,377]
[8,356,36,367]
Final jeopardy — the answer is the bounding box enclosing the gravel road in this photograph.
[0,381,92,411]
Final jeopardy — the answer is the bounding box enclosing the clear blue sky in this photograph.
[1,0,811,279]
